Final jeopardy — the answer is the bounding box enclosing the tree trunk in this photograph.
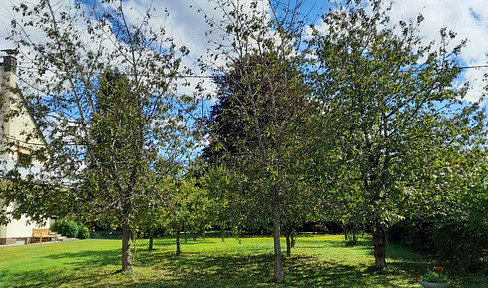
[184,225,187,244]
[285,234,291,257]
[148,229,154,251]
[121,222,132,273]
[176,229,181,256]
[221,226,225,242]
[291,234,295,248]
[372,223,386,271]
[202,230,206,240]
[272,189,283,283]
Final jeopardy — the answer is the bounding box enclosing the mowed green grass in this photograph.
[0,234,486,288]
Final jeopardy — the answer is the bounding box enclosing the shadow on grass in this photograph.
[128,248,425,287]
[0,264,121,288]
[1,238,430,288]
[43,248,121,266]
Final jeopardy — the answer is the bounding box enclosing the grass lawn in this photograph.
[0,234,486,288]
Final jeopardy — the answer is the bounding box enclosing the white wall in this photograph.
[0,64,45,166]
[0,198,6,238]
[0,57,52,242]
[4,206,50,238]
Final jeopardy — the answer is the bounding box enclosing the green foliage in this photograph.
[433,218,486,272]
[389,218,435,252]
[52,219,79,238]
[420,267,451,284]
[391,149,488,272]
[4,0,488,280]
[77,225,91,239]
[308,0,487,270]
[157,164,213,255]
[391,213,488,273]
[202,0,314,281]
[8,0,199,273]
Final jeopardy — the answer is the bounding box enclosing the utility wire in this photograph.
[12,66,215,79]
[460,64,488,69]
[10,64,488,79]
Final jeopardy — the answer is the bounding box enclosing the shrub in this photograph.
[389,218,435,252]
[419,266,451,284]
[390,214,487,273]
[433,217,486,272]
[50,221,59,232]
[51,219,79,238]
[77,225,91,239]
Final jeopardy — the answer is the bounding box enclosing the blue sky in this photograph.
[0,0,487,101]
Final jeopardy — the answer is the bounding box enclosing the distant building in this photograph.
[0,51,54,245]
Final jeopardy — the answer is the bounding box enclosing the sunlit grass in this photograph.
[0,234,485,287]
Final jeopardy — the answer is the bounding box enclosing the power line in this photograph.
[460,64,488,69]
[10,63,488,79]
[13,66,215,79]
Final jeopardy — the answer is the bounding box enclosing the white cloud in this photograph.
[384,0,488,102]
[307,0,488,102]
[0,0,276,134]
[5,0,483,102]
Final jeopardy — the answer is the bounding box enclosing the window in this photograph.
[14,145,32,167]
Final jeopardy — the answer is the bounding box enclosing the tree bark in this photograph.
[176,229,181,256]
[272,189,283,283]
[148,229,154,251]
[221,226,225,242]
[184,225,187,244]
[372,223,386,271]
[285,234,291,257]
[121,222,132,273]
[149,236,154,251]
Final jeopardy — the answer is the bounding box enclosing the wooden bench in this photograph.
[32,228,57,243]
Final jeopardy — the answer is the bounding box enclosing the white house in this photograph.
[0,51,54,245]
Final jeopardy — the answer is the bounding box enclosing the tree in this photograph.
[202,0,312,282]
[308,0,486,271]
[204,71,318,255]
[6,0,197,273]
[202,164,244,242]
[87,69,147,271]
[160,167,209,256]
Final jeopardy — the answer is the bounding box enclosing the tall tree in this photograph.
[85,69,148,271]
[5,0,197,273]
[309,0,486,271]
[202,0,312,282]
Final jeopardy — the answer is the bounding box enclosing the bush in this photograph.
[77,225,91,239]
[390,214,487,273]
[51,219,79,238]
[389,218,435,252]
[433,217,486,272]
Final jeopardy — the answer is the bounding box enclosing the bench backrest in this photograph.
[32,228,51,237]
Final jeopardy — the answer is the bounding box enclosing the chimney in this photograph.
[2,49,17,73]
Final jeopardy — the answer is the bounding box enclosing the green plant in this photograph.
[51,219,79,238]
[419,266,451,284]
[433,217,486,272]
[77,225,91,239]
